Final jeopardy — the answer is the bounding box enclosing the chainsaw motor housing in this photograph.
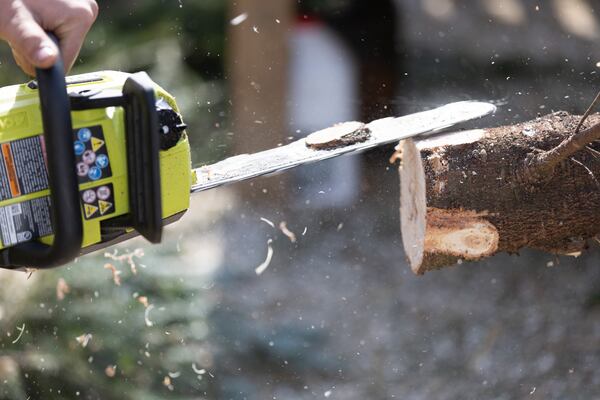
[0,70,192,269]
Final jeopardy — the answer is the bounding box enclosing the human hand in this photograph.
[0,0,98,76]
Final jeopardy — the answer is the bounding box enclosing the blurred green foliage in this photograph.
[0,1,229,399]
[0,234,220,399]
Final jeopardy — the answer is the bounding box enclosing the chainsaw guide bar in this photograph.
[191,101,496,193]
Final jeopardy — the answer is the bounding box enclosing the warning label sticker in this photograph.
[73,126,111,184]
[0,197,53,247]
[0,136,48,201]
[80,183,115,220]
[0,125,110,203]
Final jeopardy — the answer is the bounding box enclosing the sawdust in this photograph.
[76,333,93,348]
[56,278,70,301]
[255,239,274,275]
[103,263,121,286]
[279,221,297,243]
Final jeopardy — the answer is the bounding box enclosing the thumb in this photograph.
[1,6,58,74]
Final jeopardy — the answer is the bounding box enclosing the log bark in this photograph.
[399,111,600,274]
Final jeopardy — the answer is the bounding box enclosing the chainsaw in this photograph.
[0,49,496,270]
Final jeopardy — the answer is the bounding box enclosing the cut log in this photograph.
[399,111,600,274]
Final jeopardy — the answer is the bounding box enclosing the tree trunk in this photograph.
[227,0,294,201]
[399,111,600,275]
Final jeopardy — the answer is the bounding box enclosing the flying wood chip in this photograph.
[305,121,371,150]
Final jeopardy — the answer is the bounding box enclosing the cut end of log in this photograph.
[399,139,499,275]
[399,139,427,274]
[305,121,371,150]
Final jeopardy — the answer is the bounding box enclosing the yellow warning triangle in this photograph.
[84,204,99,219]
[98,200,113,215]
[91,137,105,152]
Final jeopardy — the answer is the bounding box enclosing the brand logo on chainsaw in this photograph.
[0,112,28,132]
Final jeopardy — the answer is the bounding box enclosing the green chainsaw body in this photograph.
[0,71,191,263]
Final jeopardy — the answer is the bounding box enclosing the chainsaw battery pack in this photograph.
[0,70,192,269]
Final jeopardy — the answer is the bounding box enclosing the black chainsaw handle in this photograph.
[0,34,83,269]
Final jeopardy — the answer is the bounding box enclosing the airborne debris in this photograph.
[389,144,402,164]
[230,12,248,26]
[144,304,155,327]
[192,363,207,380]
[103,263,122,286]
[192,363,206,375]
[76,333,93,348]
[260,217,275,228]
[337,223,344,232]
[255,239,274,276]
[105,365,117,378]
[11,324,25,344]
[56,278,70,301]
[137,296,150,308]
[163,376,174,391]
[104,248,145,275]
[279,221,297,243]
[168,371,181,378]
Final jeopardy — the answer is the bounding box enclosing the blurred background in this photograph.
[1,0,600,398]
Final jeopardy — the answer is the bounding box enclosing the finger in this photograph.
[56,26,91,73]
[1,2,58,74]
[27,0,98,73]
[10,48,34,76]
